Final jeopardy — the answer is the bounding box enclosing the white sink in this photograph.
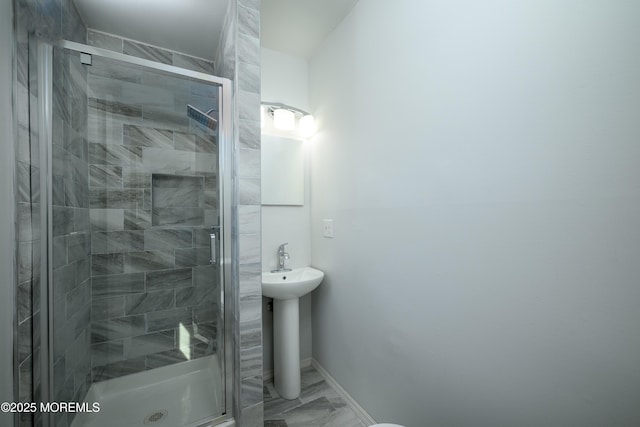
[262,266,324,399]
[262,267,324,300]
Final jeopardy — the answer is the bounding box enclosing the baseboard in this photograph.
[263,357,312,382]
[311,358,376,425]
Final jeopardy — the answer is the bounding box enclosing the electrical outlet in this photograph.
[323,219,334,238]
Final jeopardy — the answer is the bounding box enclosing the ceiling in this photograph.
[73,0,359,61]
[261,0,359,58]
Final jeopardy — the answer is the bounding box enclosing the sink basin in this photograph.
[262,267,324,300]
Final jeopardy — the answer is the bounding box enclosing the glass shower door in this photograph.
[40,41,229,427]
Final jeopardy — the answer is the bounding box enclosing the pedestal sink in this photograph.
[262,267,324,399]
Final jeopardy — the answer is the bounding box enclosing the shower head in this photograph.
[187,104,218,131]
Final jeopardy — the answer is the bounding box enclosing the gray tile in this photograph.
[145,307,192,333]
[238,90,260,121]
[239,148,260,178]
[172,53,215,74]
[90,209,124,231]
[89,97,142,120]
[238,4,260,40]
[194,304,218,323]
[53,206,74,236]
[17,281,32,324]
[123,124,173,149]
[124,330,175,359]
[175,286,217,308]
[18,316,32,365]
[125,289,175,315]
[152,174,204,208]
[282,397,334,427]
[145,349,188,369]
[92,230,145,254]
[239,178,260,205]
[174,132,196,152]
[92,273,145,297]
[152,208,205,227]
[145,267,193,290]
[175,247,210,267]
[16,161,32,203]
[92,296,126,321]
[90,189,144,209]
[143,107,190,131]
[193,227,211,248]
[195,134,217,153]
[88,56,142,84]
[265,396,302,420]
[241,344,262,379]
[322,405,366,427]
[242,375,264,408]
[53,264,76,298]
[142,147,193,172]
[87,31,123,53]
[192,265,218,289]
[19,355,33,403]
[242,402,265,427]
[124,251,174,273]
[67,233,90,263]
[89,143,143,166]
[66,280,91,319]
[123,40,172,65]
[16,202,32,242]
[144,229,193,250]
[89,165,123,188]
[122,170,151,189]
[91,253,124,276]
[237,34,260,68]
[124,209,152,230]
[239,119,260,149]
[91,315,146,344]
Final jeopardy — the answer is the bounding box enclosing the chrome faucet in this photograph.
[272,243,292,273]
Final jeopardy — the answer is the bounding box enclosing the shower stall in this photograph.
[30,38,235,427]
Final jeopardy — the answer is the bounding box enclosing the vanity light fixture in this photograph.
[262,101,316,138]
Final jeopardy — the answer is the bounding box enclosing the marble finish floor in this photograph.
[264,366,367,427]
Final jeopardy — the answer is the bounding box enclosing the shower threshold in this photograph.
[71,355,223,427]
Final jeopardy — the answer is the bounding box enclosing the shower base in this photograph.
[71,355,224,427]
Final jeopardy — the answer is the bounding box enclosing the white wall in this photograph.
[0,0,15,422]
[309,1,640,426]
[261,47,313,373]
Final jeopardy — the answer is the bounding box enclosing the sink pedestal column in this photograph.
[273,298,300,399]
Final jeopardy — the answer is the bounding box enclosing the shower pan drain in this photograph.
[144,410,168,424]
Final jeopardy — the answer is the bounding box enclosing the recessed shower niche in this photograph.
[152,174,206,226]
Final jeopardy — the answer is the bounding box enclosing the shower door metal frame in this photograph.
[37,39,235,427]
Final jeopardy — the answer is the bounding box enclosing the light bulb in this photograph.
[298,114,316,137]
[273,108,295,131]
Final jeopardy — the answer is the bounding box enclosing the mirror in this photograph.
[261,134,304,205]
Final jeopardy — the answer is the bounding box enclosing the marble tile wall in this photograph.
[50,49,92,427]
[85,56,223,382]
[215,1,264,426]
[13,1,86,426]
[87,30,216,75]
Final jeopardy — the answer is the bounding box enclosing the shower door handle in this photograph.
[209,226,220,265]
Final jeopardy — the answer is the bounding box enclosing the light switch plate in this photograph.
[323,219,334,238]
